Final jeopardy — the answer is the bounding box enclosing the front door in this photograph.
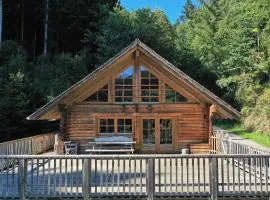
[142,118,173,153]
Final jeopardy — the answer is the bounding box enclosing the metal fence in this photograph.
[0,154,270,200]
[211,129,270,155]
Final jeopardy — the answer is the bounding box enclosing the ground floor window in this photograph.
[99,118,133,134]
[118,118,132,133]
[99,119,114,133]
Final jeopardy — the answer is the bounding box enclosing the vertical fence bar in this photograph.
[181,157,183,192]
[176,158,178,193]
[265,157,268,193]
[147,158,154,200]
[210,157,218,200]
[18,158,27,200]
[83,158,90,200]
[140,158,142,195]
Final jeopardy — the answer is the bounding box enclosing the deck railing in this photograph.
[0,154,270,200]
[211,129,270,155]
[0,132,55,155]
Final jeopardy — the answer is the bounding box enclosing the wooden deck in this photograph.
[0,154,270,199]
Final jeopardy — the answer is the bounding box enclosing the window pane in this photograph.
[125,119,132,126]
[150,79,159,85]
[100,119,106,126]
[108,119,114,125]
[160,119,172,144]
[98,90,108,101]
[140,66,159,103]
[118,119,124,126]
[175,93,188,102]
[124,97,132,102]
[99,119,114,133]
[115,66,133,102]
[108,126,114,133]
[87,92,98,101]
[85,85,108,102]
[165,84,187,103]
[143,119,155,144]
[124,78,132,85]
[141,79,149,85]
[117,119,132,133]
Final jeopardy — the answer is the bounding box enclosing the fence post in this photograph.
[18,158,27,200]
[83,158,91,200]
[147,158,155,200]
[210,157,218,200]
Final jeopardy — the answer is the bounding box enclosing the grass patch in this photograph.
[214,120,270,148]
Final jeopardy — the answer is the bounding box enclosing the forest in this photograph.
[0,0,269,142]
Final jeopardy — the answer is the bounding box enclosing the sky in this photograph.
[120,0,190,24]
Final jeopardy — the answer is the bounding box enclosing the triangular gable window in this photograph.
[165,84,188,102]
[114,66,133,102]
[85,85,108,102]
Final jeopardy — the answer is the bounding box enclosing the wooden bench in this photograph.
[85,148,134,153]
[87,137,136,154]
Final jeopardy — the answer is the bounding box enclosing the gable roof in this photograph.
[27,39,241,120]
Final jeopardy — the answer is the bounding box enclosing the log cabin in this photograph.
[27,39,241,154]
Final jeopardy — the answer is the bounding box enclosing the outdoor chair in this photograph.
[64,141,78,154]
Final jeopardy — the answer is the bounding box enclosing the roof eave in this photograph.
[27,39,139,120]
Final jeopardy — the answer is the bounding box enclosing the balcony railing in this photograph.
[0,154,270,200]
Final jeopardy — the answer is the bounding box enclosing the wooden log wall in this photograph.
[66,111,96,153]
[177,105,208,149]
[65,103,209,153]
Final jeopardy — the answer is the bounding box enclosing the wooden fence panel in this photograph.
[0,154,270,199]
[0,133,55,156]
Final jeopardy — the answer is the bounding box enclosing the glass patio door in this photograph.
[142,119,156,152]
[142,118,173,152]
[160,119,173,152]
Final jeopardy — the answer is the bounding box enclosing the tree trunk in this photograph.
[20,0,24,43]
[43,0,49,56]
[0,0,2,47]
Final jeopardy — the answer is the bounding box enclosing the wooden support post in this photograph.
[57,104,68,154]
[108,79,113,103]
[159,79,165,103]
[83,158,91,200]
[134,49,140,103]
[147,158,155,200]
[209,104,216,145]
[18,158,27,200]
[210,157,218,200]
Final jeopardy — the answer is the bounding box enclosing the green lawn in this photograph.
[214,121,270,148]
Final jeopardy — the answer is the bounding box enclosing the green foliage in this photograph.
[87,7,176,66]
[244,88,270,132]
[176,0,270,132]
[1,0,270,141]
[0,41,30,140]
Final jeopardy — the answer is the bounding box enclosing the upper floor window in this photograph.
[140,66,159,102]
[114,66,133,103]
[85,85,108,102]
[165,85,187,103]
